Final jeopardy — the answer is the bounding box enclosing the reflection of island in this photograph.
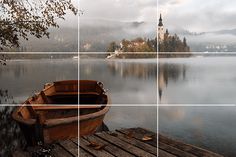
[158,63,186,102]
[107,61,157,79]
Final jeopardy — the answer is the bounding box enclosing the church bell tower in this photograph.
[158,14,165,42]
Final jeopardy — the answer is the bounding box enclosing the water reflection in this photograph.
[158,63,186,103]
[0,106,26,157]
[104,106,157,132]
[0,90,15,104]
[0,59,78,104]
[107,60,157,79]
[80,59,157,104]
[159,106,236,157]
[159,57,236,104]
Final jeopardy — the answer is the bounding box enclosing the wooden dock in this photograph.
[13,138,78,157]
[80,127,223,157]
[14,128,223,157]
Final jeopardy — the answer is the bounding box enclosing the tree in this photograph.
[0,0,78,50]
[107,41,117,52]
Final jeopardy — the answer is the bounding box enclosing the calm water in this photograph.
[159,106,236,157]
[0,59,78,104]
[159,56,236,104]
[0,59,78,156]
[80,59,157,104]
[104,106,157,132]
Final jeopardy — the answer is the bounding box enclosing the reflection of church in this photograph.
[158,14,165,42]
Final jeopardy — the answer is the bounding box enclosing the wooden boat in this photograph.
[12,80,78,145]
[13,80,111,145]
[79,80,111,136]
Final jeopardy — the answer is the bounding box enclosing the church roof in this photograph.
[158,14,163,26]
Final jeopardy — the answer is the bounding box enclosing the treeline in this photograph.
[107,37,157,52]
[158,31,191,57]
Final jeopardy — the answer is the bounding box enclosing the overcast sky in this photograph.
[159,0,236,32]
[79,0,157,23]
[57,0,78,28]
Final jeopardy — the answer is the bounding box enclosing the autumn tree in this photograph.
[0,0,78,50]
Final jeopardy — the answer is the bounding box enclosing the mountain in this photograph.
[169,28,236,52]
[79,19,156,52]
[15,26,78,52]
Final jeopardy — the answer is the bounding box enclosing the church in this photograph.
[158,14,165,42]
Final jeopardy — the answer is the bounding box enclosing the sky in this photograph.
[158,0,236,32]
[79,0,157,23]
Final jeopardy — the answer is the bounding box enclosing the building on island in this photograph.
[158,14,165,42]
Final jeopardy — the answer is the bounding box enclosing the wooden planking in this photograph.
[71,138,78,145]
[95,132,156,157]
[80,137,115,157]
[113,131,157,155]
[159,134,224,157]
[159,141,197,157]
[83,135,135,157]
[51,143,75,157]
[79,147,94,157]
[59,139,78,157]
[158,149,177,157]
[117,127,157,147]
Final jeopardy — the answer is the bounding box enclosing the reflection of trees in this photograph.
[107,61,157,79]
[0,62,27,78]
[158,63,186,101]
[0,89,16,104]
[0,106,26,157]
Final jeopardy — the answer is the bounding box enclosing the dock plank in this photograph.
[159,141,197,157]
[83,135,135,157]
[80,137,114,157]
[113,131,157,155]
[95,132,156,157]
[71,138,78,145]
[51,144,74,157]
[79,148,94,157]
[159,134,223,157]
[59,139,78,157]
[158,149,177,157]
[117,127,157,147]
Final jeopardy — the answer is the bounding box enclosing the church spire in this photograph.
[158,14,163,26]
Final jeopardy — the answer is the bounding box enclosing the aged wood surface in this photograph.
[13,128,223,157]
[80,128,223,157]
[13,138,78,157]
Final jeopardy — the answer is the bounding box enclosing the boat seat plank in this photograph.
[44,116,78,127]
[159,141,197,157]
[47,92,78,97]
[59,139,78,157]
[79,105,102,109]
[83,135,135,157]
[80,138,114,157]
[95,132,156,157]
[159,134,224,157]
[33,106,79,110]
[117,127,157,147]
[79,92,100,96]
[113,131,157,155]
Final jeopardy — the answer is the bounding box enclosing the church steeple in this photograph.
[158,13,165,42]
[158,14,163,26]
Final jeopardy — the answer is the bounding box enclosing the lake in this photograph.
[159,106,236,157]
[0,59,78,104]
[0,58,157,157]
[80,59,157,104]
[159,56,236,104]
